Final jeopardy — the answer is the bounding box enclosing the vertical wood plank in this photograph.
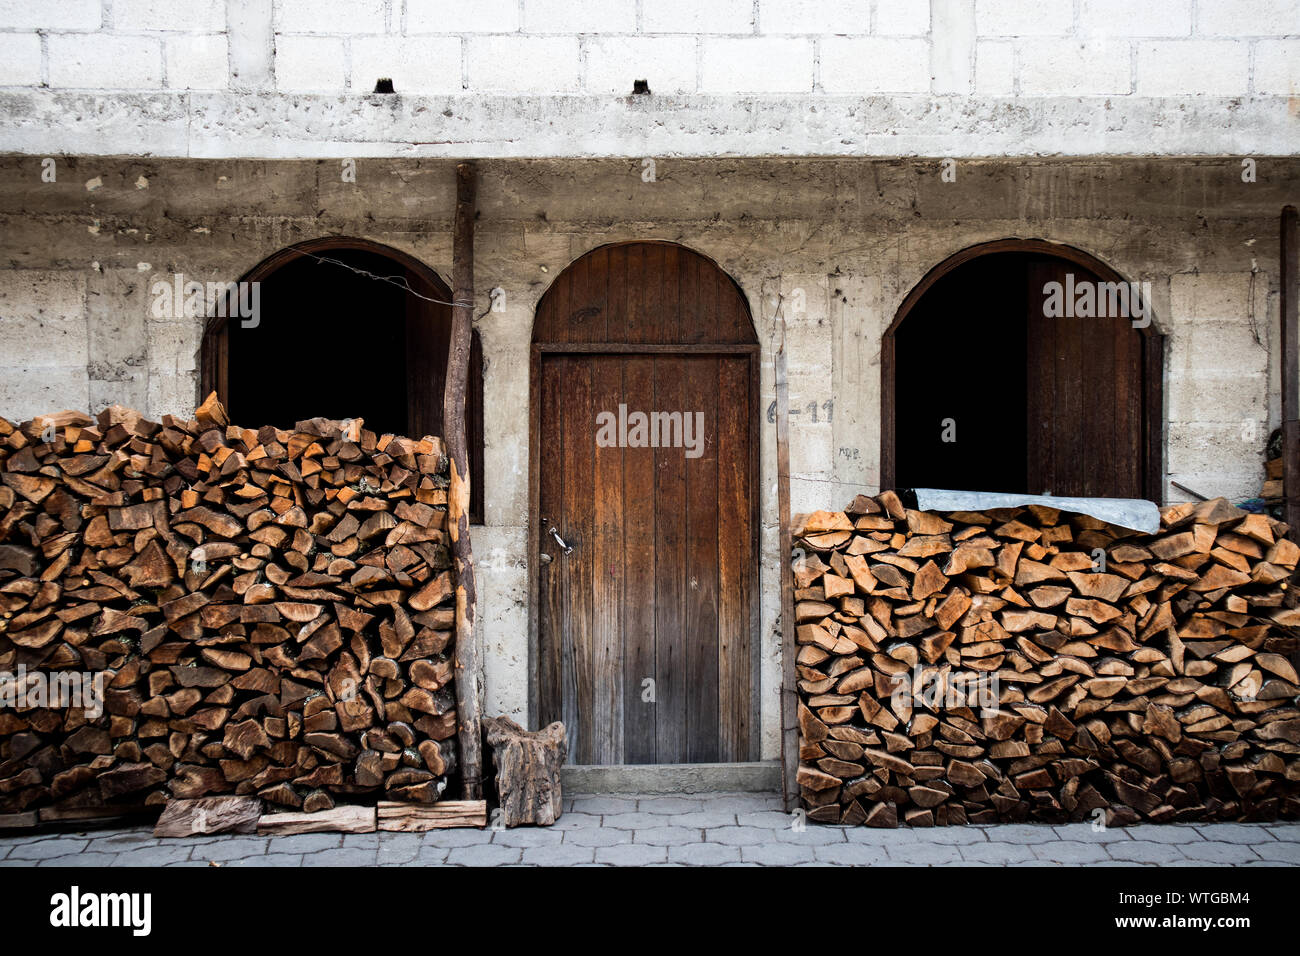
[537,356,565,730]
[716,354,751,760]
[560,355,595,762]
[590,353,625,764]
[654,354,688,762]
[622,356,658,762]
[684,354,720,761]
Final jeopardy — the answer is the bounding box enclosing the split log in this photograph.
[154,796,261,837]
[257,804,376,835]
[483,716,566,827]
[376,799,486,831]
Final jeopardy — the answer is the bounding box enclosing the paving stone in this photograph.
[1029,841,1112,864]
[421,828,495,848]
[704,826,770,846]
[569,796,637,815]
[415,845,450,865]
[1178,842,1261,864]
[1267,826,1300,842]
[87,832,166,851]
[113,845,195,866]
[595,843,668,865]
[667,843,742,865]
[735,810,796,829]
[960,842,1037,864]
[265,833,343,854]
[303,847,379,866]
[194,838,270,861]
[813,843,892,865]
[548,812,603,831]
[561,827,627,847]
[341,833,380,849]
[491,827,565,848]
[637,797,705,814]
[887,842,963,865]
[1192,824,1276,843]
[600,812,675,830]
[706,793,785,812]
[772,825,848,845]
[975,824,1063,844]
[1105,841,1187,864]
[35,852,121,867]
[740,842,816,865]
[844,827,925,845]
[8,838,89,860]
[521,844,596,866]
[446,844,522,866]
[669,811,740,828]
[911,827,988,845]
[378,834,423,864]
[229,853,304,867]
[1252,842,1300,863]
[633,826,703,846]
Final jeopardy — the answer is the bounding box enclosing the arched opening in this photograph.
[201,237,484,522]
[529,240,760,765]
[882,239,1164,502]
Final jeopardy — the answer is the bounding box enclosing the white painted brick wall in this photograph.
[523,0,637,35]
[758,0,872,36]
[584,36,697,94]
[975,0,1074,36]
[973,39,1013,95]
[0,33,41,86]
[1019,39,1130,96]
[876,0,931,35]
[405,0,520,33]
[701,37,813,93]
[48,35,163,89]
[275,34,346,90]
[166,35,229,89]
[0,0,99,30]
[1136,40,1251,96]
[1254,38,1300,95]
[276,0,385,34]
[642,0,755,35]
[115,0,227,32]
[350,36,462,93]
[468,36,581,93]
[820,37,931,93]
[1079,0,1192,37]
[0,0,1296,147]
[1197,0,1300,36]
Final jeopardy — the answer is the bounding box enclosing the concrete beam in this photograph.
[0,91,1296,158]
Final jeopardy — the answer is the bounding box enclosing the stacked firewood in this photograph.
[0,394,458,816]
[794,491,1300,826]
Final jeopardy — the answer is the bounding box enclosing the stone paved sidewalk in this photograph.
[1,792,1297,867]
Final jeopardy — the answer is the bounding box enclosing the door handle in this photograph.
[544,521,574,556]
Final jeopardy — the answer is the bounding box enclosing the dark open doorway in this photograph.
[883,240,1164,501]
[201,237,485,523]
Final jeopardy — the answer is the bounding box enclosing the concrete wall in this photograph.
[0,154,1296,759]
[0,1,1297,156]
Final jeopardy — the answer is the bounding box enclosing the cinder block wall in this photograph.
[0,155,1295,757]
[0,1,1296,156]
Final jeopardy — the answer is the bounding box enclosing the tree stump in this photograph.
[483,717,567,827]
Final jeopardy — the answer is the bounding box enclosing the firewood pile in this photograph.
[793,491,1300,827]
[0,394,458,818]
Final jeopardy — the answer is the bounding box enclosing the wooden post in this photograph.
[447,162,482,799]
[773,289,798,813]
[1282,206,1299,540]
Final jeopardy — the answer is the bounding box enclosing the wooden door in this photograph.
[531,242,759,765]
[1025,257,1148,498]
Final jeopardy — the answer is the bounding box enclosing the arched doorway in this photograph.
[200,236,484,522]
[529,241,760,765]
[882,239,1164,501]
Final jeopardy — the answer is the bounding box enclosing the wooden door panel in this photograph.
[538,352,754,763]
